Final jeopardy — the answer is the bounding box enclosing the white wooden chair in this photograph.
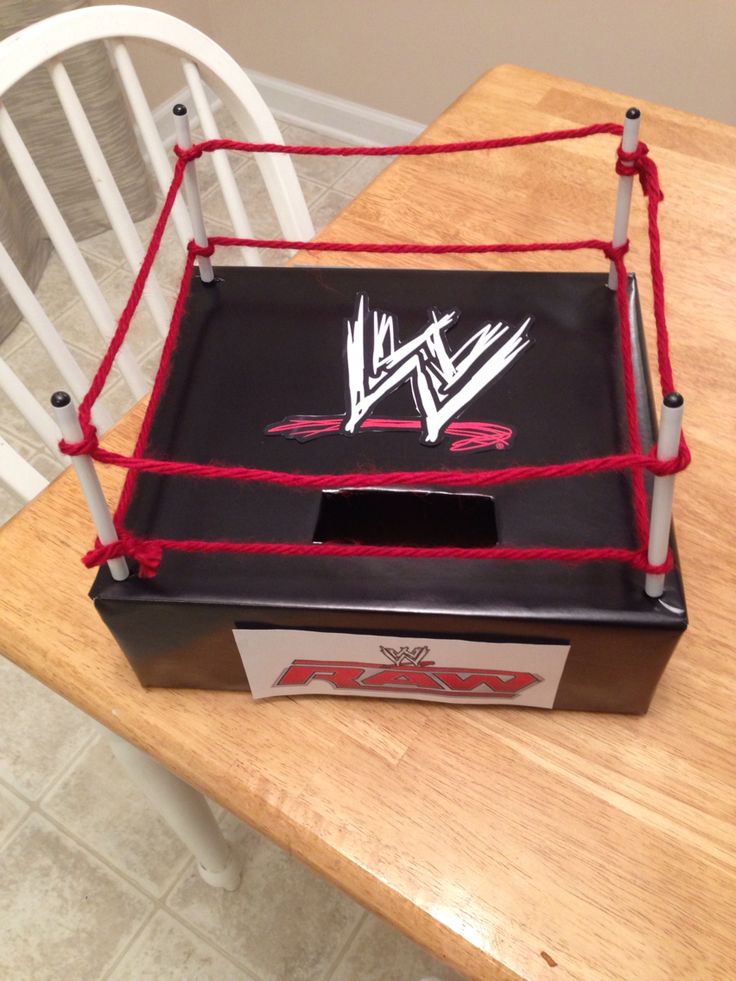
[0,2,314,508]
[0,4,315,890]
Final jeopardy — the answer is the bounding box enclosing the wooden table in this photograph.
[2,66,735,980]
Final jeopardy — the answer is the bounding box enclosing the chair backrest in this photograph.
[0,4,314,516]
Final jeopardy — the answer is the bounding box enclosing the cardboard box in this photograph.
[91,266,687,712]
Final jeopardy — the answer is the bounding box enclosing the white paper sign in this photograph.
[233,629,569,708]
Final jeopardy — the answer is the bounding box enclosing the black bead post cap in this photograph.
[626,107,641,119]
[172,103,188,116]
[664,392,684,408]
[50,391,71,408]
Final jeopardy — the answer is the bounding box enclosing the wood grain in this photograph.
[1,66,735,980]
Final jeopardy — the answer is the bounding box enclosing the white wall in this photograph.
[95,0,736,124]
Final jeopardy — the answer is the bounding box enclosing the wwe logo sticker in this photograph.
[379,645,430,666]
[344,294,532,444]
[266,292,533,453]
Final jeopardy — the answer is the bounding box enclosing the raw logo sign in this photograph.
[266,292,533,453]
[232,629,570,708]
[274,643,541,698]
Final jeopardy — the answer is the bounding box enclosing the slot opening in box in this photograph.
[313,488,498,548]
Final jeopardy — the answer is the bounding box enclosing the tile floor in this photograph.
[0,112,461,980]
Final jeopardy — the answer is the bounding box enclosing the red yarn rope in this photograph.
[77,154,189,436]
[173,122,623,162]
[57,123,688,578]
[94,444,687,490]
[612,251,649,543]
[82,536,673,582]
[113,247,198,526]
[196,236,623,259]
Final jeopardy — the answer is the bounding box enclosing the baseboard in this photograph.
[244,69,424,145]
[153,73,423,148]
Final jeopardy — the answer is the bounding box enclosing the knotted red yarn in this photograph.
[616,142,664,202]
[83,533,162,579]
[187,240,215,258]
[174,143,203,161]
[57,122,689,578]
[59,425,98,457]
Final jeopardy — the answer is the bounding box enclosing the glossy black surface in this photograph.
[97,266,685,626]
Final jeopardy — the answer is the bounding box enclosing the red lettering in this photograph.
[433,671,538,693]
[360,669,443,690]
[277,665,365,688]
[275,660,542,698]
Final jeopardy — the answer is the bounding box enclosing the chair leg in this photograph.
[105,730,241,890]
